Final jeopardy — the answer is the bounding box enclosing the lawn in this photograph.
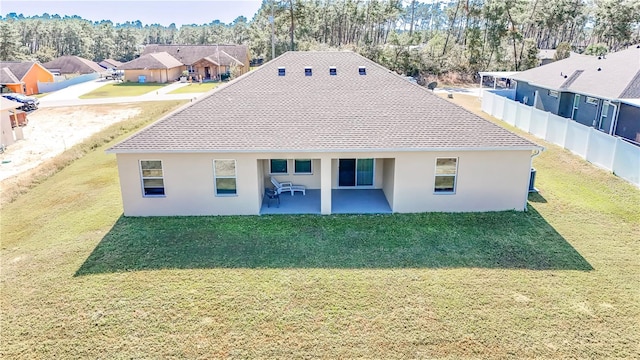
[168,81,222,94]
[1,96,639,358]
[79,82,167,99]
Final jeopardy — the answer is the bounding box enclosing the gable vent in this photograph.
[278,67,285,76]
[329,66,337,76]
[305,67,312,76]
[358,66,366,75]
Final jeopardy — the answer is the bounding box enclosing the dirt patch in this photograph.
[0,105,140,181]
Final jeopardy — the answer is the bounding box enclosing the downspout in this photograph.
[524,149,543,211]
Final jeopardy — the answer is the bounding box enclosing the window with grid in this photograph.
[434,158,457,194]
[214,159,237,196]
[140,160,165,196]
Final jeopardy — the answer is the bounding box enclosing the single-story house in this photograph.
[511,45,640,145]
[98,58,123,70]
[0,97,26,147]
[43,55,105,75]
[140,44,250,80]
[107,51,542,217]
[0,61,54,95]
[117,52,184,83]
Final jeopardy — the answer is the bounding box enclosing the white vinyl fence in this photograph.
[482,91,640,187]
[38,73,100,93]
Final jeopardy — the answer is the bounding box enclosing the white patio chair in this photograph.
[270,177,306,196]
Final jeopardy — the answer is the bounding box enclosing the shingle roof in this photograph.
[108,51,540,154]
[141,44,249,65]
[118,52,183,70]
[0,61,37,80]
[99,58,123,69]
[199,50,244,67]
[512,45,640,99]
[43,56,104,74]
[0,67,21,84]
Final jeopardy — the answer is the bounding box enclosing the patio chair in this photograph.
[270,177,306,196]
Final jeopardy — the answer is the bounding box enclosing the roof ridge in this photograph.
[619,69,640,98]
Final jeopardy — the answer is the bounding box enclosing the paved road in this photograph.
[39,79,208,108]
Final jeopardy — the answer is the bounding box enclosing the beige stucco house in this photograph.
[107,51,542,216]
[118,52,184,83]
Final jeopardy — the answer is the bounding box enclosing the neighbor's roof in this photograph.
[43,56,104,74]
[118,52,183,70]
[108,51,540,154]
[0,67,21,84]
[511,45,640,99]
[0,61,38,80]
[99,58,123,69]
[141,44,249,66]
[0,97,23,110]
[198,50,244,67]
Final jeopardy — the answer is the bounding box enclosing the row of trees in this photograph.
[1,1,639,79]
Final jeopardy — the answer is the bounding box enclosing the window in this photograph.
[358,66,366,75]
[434,158,457,193]
[294,159,312,174]
[586,96,598,105]
[304,67,312,76]
[140,160,165,196]
[278,67,285,76]
[329,67,337,76]
[548,90,558,98]
[270,159,288,174]
[214,160,237,196]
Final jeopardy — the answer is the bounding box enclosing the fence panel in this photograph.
[529,109,549,138]
[585,130,617,170]
[492,95,505,120]
[515,103,531,132]
[564,121,590,157]
[502,100,517,126]
[545,114,569,147]
[481,92,494,114]
[612,139,640,186]
[38,73,100,93]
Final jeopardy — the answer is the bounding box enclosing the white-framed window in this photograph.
[140,160,165,197]
[294,159,312,174]
[270,159,288,174]
[586,97,598,105]
[434,158,458,194]
[214,159,237,196]
[548,90,559,98]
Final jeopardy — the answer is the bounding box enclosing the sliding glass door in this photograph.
[339,159,374,187]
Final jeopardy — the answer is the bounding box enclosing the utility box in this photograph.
[528,168,537,192]
[138,75,146,83]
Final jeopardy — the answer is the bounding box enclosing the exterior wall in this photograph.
[515,82,560,113]
[4,84,23,94]
[262,158,322,189]
[515,82,536,106]
[115,150,533,216]
[558,92,574,118]
[123,67,183,83]
[616,103,640,143]
[1,110,16,146]
[571,94,601,127]
[22,64,54,95]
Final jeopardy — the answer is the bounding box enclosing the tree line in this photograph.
[1,0,639,79]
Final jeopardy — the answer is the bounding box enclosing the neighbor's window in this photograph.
[294,159,312,174]
[270,159,288,174]
[140,160,165,196]
[434,158,457,193]
[548,90,559,98]
[214,159,237,196]
[586,97,598,105]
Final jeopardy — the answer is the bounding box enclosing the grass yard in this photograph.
[79,82,167,99]
[168,82,222,94]
[1,96,639,358]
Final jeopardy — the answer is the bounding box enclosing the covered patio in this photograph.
[260,189,391,215]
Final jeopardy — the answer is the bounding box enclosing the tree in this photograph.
[0,21,24,60]
[554,41,571,60]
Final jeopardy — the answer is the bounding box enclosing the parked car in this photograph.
[2,93,39,111]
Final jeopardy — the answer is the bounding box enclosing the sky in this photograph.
[1,0,263,26]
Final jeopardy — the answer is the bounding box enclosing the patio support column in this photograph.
[320,157,332,214]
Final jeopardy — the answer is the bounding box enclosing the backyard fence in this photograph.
[38,73,100,93]
[482,91,640,187]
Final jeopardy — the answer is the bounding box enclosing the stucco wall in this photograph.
[115,150,533,216]
[22,64,54,95]
[124,67,183,83]
[1,111,15,146]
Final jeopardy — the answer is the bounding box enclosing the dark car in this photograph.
[2,93,39,111]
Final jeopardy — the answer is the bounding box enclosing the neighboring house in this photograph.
[0,97,26,147]
[107,51,542,216]
[0,61,54,95]
[43,55,105,75]
[98,58,123,70]
[117,52,184,83]
[538,49,556,66]
[512,45,640,145]
[141,44,250,80]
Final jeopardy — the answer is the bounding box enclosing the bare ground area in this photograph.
[0,105,140,181]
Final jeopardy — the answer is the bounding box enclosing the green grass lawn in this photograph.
[168,82,222,94]
[79,82,167,99]
[1,97,639,358]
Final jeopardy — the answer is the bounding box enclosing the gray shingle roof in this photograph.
[0,61,37,80]
[99,58,123,69]
[108,51,539,154]
[0,67,21,84]
[118,52,183,70]
[141,44,248,66]
[43,56,104,74]
[511,45,640,99]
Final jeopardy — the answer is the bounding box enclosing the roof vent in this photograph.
[329,66,337,76]
[278,67,285,76]
[304,67,312,76]
[597,67,601,71]
[358,66,366,75]
[597,56,601,60]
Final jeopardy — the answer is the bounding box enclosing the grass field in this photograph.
[168,82,222,94]
[1,95,638,358]
[79,82,167,99]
